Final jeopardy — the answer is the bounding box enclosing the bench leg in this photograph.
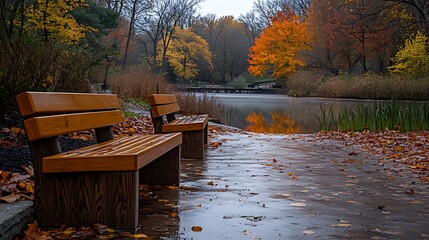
[182,130,204,159]
[204,125,208,145]
[140,145,181,185]
[34,171,139,230]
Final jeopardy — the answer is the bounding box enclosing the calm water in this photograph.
[205,93,382,134]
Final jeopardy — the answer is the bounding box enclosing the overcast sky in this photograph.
[198,0,254,18]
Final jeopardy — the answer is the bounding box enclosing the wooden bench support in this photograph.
[182,130,204,159]
[139,145,181,185]
[204,125,208,145]
[35,171,139,229]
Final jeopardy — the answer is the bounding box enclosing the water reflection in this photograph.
[199,93,386,133]
[245,112,301,134]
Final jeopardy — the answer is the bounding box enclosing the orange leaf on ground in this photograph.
[191,226,203,232]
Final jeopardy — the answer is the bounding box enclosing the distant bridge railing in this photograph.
[179,86,280,94]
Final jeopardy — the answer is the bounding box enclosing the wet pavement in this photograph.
[137,126,429,239]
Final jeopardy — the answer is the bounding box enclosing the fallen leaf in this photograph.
[332,223,352,227]
[133,233,148,238]
[0,193,21,203]
[63,228,75,235]
[10,127,21,134]
[24,223,43,239]
[290,202,306,207]
[191,226,203,232]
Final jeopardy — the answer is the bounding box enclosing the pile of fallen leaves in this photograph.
[113,116,154,137]
[0,166,34,203]
[68,116,154,141]
[23,222,148,240]
[315,130,429,182]
[0,127,27,146]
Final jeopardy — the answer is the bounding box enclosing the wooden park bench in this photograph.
[16,92,182,229]
[148,94,208,159]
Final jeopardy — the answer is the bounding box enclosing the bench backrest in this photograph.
[148,94,180,133]
[16,92,124,142]
[147,94,180,118]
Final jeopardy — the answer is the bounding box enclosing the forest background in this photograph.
[1,0,429,124]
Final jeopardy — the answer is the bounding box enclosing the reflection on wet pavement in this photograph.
[137,125,429,239]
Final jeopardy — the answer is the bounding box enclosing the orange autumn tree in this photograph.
[248,9,311,79]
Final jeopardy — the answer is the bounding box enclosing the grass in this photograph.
[123,97,150,108]
[319,100,429,132]
[318,104,336,131]
[123,111,141,118]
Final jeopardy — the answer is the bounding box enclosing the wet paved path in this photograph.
[138,127,429,239]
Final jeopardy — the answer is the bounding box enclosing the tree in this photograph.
[385,0,429,34]
[121,0,151,69]
[135,0,202,73]
[25,0,93,44]
[0,1,118,123]
[389,31,429,78]
[194,15,250,84]
[238,0,311,45]
[307,0,411,73]
[247,9,311,80]
[163,27,212,81]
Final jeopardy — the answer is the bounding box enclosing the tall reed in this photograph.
[336,101,429,132]
[318,104,336,131]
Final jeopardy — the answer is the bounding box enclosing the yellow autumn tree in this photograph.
[248,9,311,79]
[163,27,212,80]
[389,32,429,78]
[25,0,93,44]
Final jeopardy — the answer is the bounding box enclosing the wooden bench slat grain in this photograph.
[147,94,177,106]
[150,103,180,118]
[43,133,182,173]
[24,110,124,141]
[162,114,209,132]
[17,92,120,117]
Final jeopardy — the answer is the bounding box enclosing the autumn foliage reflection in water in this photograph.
[245,112,300,134]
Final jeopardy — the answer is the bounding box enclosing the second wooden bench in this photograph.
[148,94,208,159]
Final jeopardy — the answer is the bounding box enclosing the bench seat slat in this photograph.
[162,114,208,132]
[17,92,120,117]
[24,110,124,141]
[43,133,182,173]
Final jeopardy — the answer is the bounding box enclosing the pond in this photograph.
[204,93,382,134]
